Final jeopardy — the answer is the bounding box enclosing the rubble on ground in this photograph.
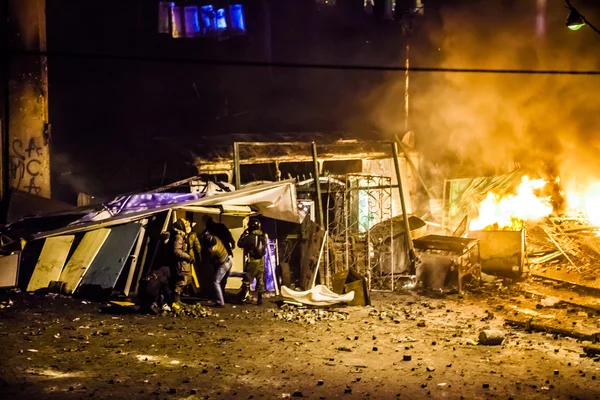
[273,304,349,324]
[0,299,13,309]
[171,303,214,318]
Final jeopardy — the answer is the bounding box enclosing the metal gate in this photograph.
[342,174,395,291]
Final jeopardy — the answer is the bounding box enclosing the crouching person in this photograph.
[237,218,267,305]
[201,231,232,307]
[138,266,174,314]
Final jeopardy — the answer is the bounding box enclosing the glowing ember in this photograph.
[469,176,553,231]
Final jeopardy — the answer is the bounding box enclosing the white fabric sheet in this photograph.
[281,285,354,306]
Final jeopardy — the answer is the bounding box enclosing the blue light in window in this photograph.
[170,6,184,38]
[184,6,201,37]
[229,4,246,33]
[215,8,227,30]
[201,5,214,35]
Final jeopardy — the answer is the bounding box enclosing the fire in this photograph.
[565,182,600,227]
[469,176,553,231]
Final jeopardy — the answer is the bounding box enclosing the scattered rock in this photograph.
[403,355,412,361]
[478,330,505,346]
[541,297,561,307]
[417,321,426,327]
[274,305,348,324]
[482,383,489,389]
[317,380,324,386]
[172,304,214,318]
[426,366,435,372]
[292,390,304,397]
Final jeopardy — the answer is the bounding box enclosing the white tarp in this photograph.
[34,180,302,239]
[281,285,355,306]
[219,181,300,223]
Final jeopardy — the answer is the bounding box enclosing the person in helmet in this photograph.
[237,217,268,305]
[171,218,194,304]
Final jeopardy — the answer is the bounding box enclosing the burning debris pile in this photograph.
[528,218,600,277]
[273,304,349,324]
[469,176,553,231]
[448,171,600,280]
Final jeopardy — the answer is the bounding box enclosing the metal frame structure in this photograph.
[230,140,416,289]
[342,174,394,291]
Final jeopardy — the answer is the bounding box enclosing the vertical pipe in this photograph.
[389,176,394,291]
[391,142,415,271]
[1,0,9,200]
[404,42,410,133]
[344,182,349,271]
[311,142,324,229]
[441,178,447,234]
[233,141,241,189]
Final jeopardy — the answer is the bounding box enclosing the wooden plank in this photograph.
[0,253,20,287]
[79,224,141,290]
[27,235,75,292]
[124,220,148,296]
[59,229,111,294]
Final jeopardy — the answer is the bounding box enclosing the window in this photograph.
[158,2,175,34]
[229,4,246,34]
[215,8,228,30]
[184,6,201,37]
[162,3,246,39]
[170,6,184,38]
[200,5,215,35]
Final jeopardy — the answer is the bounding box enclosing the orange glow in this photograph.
[469,176,553,231]
[565,182,600,227]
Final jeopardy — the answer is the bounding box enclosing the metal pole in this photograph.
[311,142,324,229]
[233,141,241,189]
[391,142,415,271]
[441,178,448,234]
[2,0,10,200]
[344,181,349,272]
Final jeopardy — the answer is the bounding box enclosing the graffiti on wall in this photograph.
[10,137,46,195]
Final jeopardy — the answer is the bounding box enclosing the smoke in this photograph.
[363,0,600,191]
[52,152,100,197]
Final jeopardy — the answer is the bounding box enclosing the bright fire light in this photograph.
[469,176,553,231]
[565,182,600,226]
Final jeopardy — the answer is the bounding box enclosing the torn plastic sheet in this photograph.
[281,285,354,307]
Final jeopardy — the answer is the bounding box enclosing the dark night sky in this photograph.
[42,0,600,202]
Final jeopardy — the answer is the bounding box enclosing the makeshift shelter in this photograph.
[0,179,301,299]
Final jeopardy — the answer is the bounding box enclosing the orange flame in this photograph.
[565,182,600,227]
[469,176,553,231]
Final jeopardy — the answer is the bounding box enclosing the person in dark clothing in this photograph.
[138,266,174,314]
[201,216,236,257]
[200,231,232,307]
[237,218,268,305]
[171,218,194,304]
